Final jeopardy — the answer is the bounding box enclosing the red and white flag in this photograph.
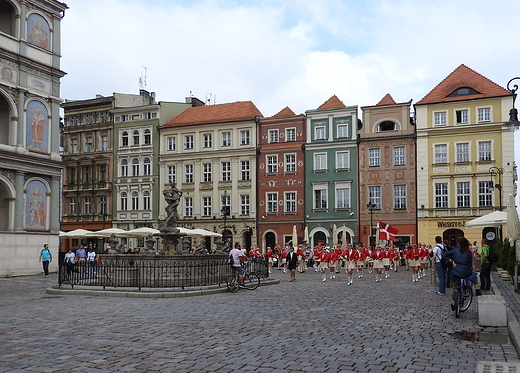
[379,222,398,241]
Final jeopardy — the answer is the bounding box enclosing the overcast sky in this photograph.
[59,0,520,199]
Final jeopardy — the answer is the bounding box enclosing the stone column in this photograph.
[14,171,25,231]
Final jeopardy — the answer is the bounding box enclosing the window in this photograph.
[203,133,212,148]
[100,112,110,122]
[168,165,175,184]
[222,132,231,147]
[368,186,381,209]
[143,158,151,176]
[185,164,193,183]
[85,114,94,124]
[394,185,406,209]
[101,135,108,151]
[285,154,296,173]
[267,193,278,213]
[120,192,128,211]
[121,115,129,122]
[478,107,491,122]
[434,112,447,126]
[121,131,128,146]
[99,196,107,214]
[241,195,250,215]
[144,129,151,145]
[185,197,193,217]
[314,153,327,171]
[285,192,296,212]
[456,109,468,124]
[336,187,350,209]
[435,183,448,208]
[85,137,92,152]
[378,121,396,132]
[71,139,78,154]
[457,182,470,208]
[131,191,139,210]
[478,141,492,161]
[267,155,278,173]
[222,162,231,181]
[479,181,493,207]
[121,159,128,177]
[69,197,76,215]
[71,116,79,126]
[268,129,279,143]
[336,151,349,169]
[84,197,91,215]
[286,128,296,142]
[202,197,211,216]
[393,146,405,166]
[185,135,194,150]
[221,193,230,216]
[314,189,327,209]
[337,124,348,138]
[315,126,325,140]
[99,164,107,182]
[434,144,447,164]
[143,112,151,120]
[241,160,250,180]
[240,130,250,145]
[132,158,139,176]
[369,148,380,167]
[133,130,140,145]
[203,163,212,182]
[67,168,76,184]
[456,143,469,163]
[84,166,91,183]
[167,137,176,151]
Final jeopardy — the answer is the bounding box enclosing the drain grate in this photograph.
[476,361,520,372]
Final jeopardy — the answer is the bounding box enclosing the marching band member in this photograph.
[281,244,289,273]
[355,243,366,279]
[372,246,384,282]
[304,245,313,272]
[266,246,275,273]
[344,244,357,285]
[366,246,374,274]
[313,246,322,272]
[382,247,391,279]
[296,244,306,273]
[410,244,420,282]
[329,246,339,279]
[391,246,400,272]
[319,247,330,282]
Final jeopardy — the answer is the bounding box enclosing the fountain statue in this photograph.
[157,183,186,254]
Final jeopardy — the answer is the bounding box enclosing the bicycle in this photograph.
[452,276,474,318]
[227,261,260,293]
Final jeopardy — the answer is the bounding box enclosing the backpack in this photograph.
[227,255,234,266]
[437,244,452,267]
[487,246,498,263]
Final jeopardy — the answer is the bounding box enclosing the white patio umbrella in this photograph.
[292,225,298,247]
[506,194,520,240]
[332,224,338,246]
[188,228,222,237]
[117,227,160,238]
[304,226,309,245]
[85,228,128,237]
[58,229,93,238]
[464,211,508,229]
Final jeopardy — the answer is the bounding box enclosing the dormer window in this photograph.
[447,86,480,97]
[378,121,397,132]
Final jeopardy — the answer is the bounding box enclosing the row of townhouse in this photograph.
[58,64,517,254]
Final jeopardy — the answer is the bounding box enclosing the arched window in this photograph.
[144,129,151,145]
[143,191,151,210]
[377,121,397,132]
[133,130,140,145]
[132,158,139,176]
[0,94,12,146]
[0,1,16,37]
[143,157,151,175]
[121,159,128,177]
[120,192,128,211]
[121,131,128,146]
[131,191,139,210]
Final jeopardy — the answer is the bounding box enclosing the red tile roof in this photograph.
[416,64,510,105]
[163,101,263,127]
[268,106,297,119]
[317,95,346,110]
[377,93,397,106]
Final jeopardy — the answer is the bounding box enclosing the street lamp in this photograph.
[506,77,520,131]
[367,202,376,248]
[220,191,232,241]
[488,166,504,211]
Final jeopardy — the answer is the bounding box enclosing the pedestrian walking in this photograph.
[432,236,445,295]
[287,246,298,282]
[38,243,52,277]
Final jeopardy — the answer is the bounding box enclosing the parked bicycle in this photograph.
[227,261,260,293]
[452,276,473,318]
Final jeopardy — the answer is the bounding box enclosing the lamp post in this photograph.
[367,202,376,248]
[506,77,520,131]
[488,166,504,211]
[221,191,231,242]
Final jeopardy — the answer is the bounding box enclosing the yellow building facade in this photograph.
[415,65,516,247]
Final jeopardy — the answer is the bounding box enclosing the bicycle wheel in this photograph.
[243,272,260,290]
[227,275,239,293]
[460,285,473,312]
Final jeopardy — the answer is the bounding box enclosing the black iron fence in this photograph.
[58,254,269,290]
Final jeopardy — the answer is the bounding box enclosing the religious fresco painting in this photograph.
[25,180,47,230]
[27,13,50,50]
[25,100,49,153]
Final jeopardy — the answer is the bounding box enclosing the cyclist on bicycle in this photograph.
[229,244,245,287]
[442,237,478,310]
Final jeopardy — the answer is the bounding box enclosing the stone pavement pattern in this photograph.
[0,267,518,373]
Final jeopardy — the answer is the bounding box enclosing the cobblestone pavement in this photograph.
[1,266,518,373]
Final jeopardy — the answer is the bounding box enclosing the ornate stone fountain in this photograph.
[156,182,186,254]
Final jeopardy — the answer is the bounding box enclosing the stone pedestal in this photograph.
[479,295,507,327]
